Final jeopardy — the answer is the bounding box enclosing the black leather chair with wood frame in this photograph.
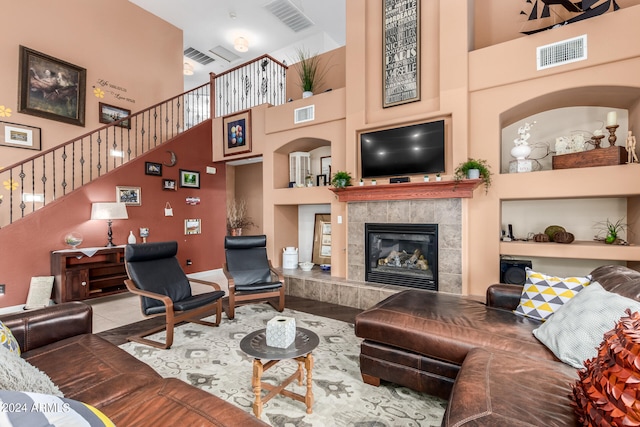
[124,241,225,349]
[223,235,285,319]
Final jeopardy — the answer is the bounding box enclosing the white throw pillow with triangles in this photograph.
[513,268,592,321]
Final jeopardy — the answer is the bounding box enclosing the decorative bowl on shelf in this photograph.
[320,264,331,271]
[64,232,83,249]
[299,262,314,271]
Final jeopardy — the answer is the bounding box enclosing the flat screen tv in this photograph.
[360,120,445,179]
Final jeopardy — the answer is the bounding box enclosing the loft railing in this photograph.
[212,54,288,118]
[0,55,288,228]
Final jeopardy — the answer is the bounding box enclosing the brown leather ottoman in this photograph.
[355,289,555,398]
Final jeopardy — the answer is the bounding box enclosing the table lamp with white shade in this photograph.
[91,202,128,247]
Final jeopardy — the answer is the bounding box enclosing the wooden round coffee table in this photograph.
[240,327,319,418]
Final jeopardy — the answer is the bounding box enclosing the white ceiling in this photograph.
[129,0,346,89]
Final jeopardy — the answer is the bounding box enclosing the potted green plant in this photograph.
[435,173,442,181]
[359,178,364,186]
[595,218,627,244]
[454,158,492,193]
[294,48,327,98]
[331,171,352,189]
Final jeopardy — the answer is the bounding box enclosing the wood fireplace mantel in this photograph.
[329,179,483,202]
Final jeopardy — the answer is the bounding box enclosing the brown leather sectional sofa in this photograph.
[355,264,640,426]
[0,301,267,426]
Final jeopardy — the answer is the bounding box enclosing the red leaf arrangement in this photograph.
[572,309,640,426]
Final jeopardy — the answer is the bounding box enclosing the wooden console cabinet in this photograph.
[51,246,128,303]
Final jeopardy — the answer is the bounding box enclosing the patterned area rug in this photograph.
[119,305,447,426]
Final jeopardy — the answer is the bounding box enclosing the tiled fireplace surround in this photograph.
[285,197,463,310]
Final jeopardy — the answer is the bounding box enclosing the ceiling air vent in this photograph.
[264,0,314,33]
[209,45,240,63]
[294,105,315,124]
[536,34,587,71]
[184,47,215,65]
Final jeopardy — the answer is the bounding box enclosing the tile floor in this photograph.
[87,269,228,333]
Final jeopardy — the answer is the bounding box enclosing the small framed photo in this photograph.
[162,179,177,191]
[185,218,201,235]
[99,102,131,129]
[320,156,331,176]
[316,174,327,187]
[116,186,141,206]
[145,161,162,176]
[223,109,252,156]
[0,121,41,150]
[179,169,200,189]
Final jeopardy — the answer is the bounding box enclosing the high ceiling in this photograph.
[129,0,346,89]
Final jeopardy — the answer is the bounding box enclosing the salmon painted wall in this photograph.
[0,123,227,307]
[0,0,183,169]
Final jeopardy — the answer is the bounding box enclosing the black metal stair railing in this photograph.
[0,54,288,228]
[0,82,211,228]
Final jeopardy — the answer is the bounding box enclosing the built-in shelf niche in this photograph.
[274,139,330,189]
[500,107,629,174]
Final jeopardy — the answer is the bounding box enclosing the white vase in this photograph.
[467,169,480,179]
[302,91,313,98]
[128,231,136,244]
[510,144,532,160]
[423,176,430,182]
[435,176,442,181]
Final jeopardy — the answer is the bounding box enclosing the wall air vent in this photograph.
[264,0,314,33]
[294,105,315,124]
[209,45,240,63]
[537,34,587,71]
[184,47,215,65]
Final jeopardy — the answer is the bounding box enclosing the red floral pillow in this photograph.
[572,309,640,426]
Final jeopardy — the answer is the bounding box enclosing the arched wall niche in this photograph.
[498,85,640,172]
[274,137,331,189]
[499,85,640,128]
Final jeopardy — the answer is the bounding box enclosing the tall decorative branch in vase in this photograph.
[226,199,254,236]
[294,48,328,99]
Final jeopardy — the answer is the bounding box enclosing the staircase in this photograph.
[0,55,287,228]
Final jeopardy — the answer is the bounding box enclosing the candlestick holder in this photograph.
[591,134,605,149]
[606,125,619,146]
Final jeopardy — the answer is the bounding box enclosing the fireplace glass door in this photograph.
[365,223,437,291]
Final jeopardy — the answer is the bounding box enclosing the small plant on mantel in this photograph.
[331,171,352,189]
[454,158,492,194]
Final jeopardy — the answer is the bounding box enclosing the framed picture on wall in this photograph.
[179,169,200,188]
[0,121,41,150]
[162,179,177,191]
[99,103,131,129]
[222,109,252,156]
[116,186,141,206]
[18,46,86,126]
[382,0,420,108]
[312,213,331,265]
[145,162,162,176]
[185,218,201,235]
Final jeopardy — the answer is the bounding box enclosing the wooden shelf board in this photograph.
[500,239,640,261]
[329,179,483,202]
